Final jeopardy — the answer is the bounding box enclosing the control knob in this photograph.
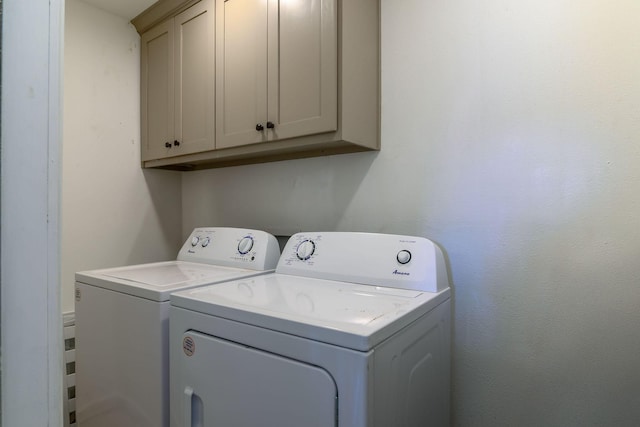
[191,236,200,247]
[238,236,254,255]
[201,237,211,248]
[296,240,316,261]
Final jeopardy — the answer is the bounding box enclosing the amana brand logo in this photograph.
[392,269,410,276]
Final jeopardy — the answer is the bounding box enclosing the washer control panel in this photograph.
[177,228,280,271]
[277,232,449,293]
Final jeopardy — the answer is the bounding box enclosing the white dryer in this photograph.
[75,227,280,427]
[170,232,451,427]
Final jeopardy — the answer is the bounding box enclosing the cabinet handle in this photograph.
[165,142,172,148]
[174,140,180,146]
[266,121,275,129]
[256,124,264,131]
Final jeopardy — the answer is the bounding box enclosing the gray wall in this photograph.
[181,0,640,424]
[62,0,182,313]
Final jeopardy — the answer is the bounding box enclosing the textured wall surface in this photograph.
[181,0,640,424]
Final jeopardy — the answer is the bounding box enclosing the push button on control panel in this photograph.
[397,250,412,265]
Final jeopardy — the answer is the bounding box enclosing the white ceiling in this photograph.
[80,0,158,20]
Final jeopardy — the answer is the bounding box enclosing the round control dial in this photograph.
[238,236,254,255]
[201,237,211,248]
[296,240,316,261]
[397,250,412,265]
[191,236,200,247]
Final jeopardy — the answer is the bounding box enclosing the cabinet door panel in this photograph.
[268,0,337,140]
[216,0,268,149]
[175,1,215,156]
[141,21,174,161]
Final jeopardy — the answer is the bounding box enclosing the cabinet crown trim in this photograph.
[132,0,201,34]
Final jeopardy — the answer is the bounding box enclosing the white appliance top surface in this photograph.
[171,273,450,351]
[76,261,272,302]
[101,262,243,287]
[74,227,280,302]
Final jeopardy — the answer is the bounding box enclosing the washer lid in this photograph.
[170,273,450,351]
[76,261,273,302]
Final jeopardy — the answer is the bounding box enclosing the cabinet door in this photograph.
[174,0,215,156]
[141,21,174,161]
[215,0,269,149]
[267,0,337,140]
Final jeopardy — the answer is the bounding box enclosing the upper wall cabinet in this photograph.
[133,0,379,170]
[215,0,337,150]
[139,0,214,161]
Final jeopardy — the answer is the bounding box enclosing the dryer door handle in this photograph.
[184,386,204,427]
[184,386,194,427]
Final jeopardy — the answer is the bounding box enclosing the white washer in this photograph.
[75,227,280,427]
[170,232,451,427]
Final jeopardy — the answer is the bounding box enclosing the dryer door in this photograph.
[179,331,337,427]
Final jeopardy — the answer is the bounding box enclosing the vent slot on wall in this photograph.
[63,312,77,427]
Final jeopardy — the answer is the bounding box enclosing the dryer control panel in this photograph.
[277,232,449,293]
[177,228,280,271]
